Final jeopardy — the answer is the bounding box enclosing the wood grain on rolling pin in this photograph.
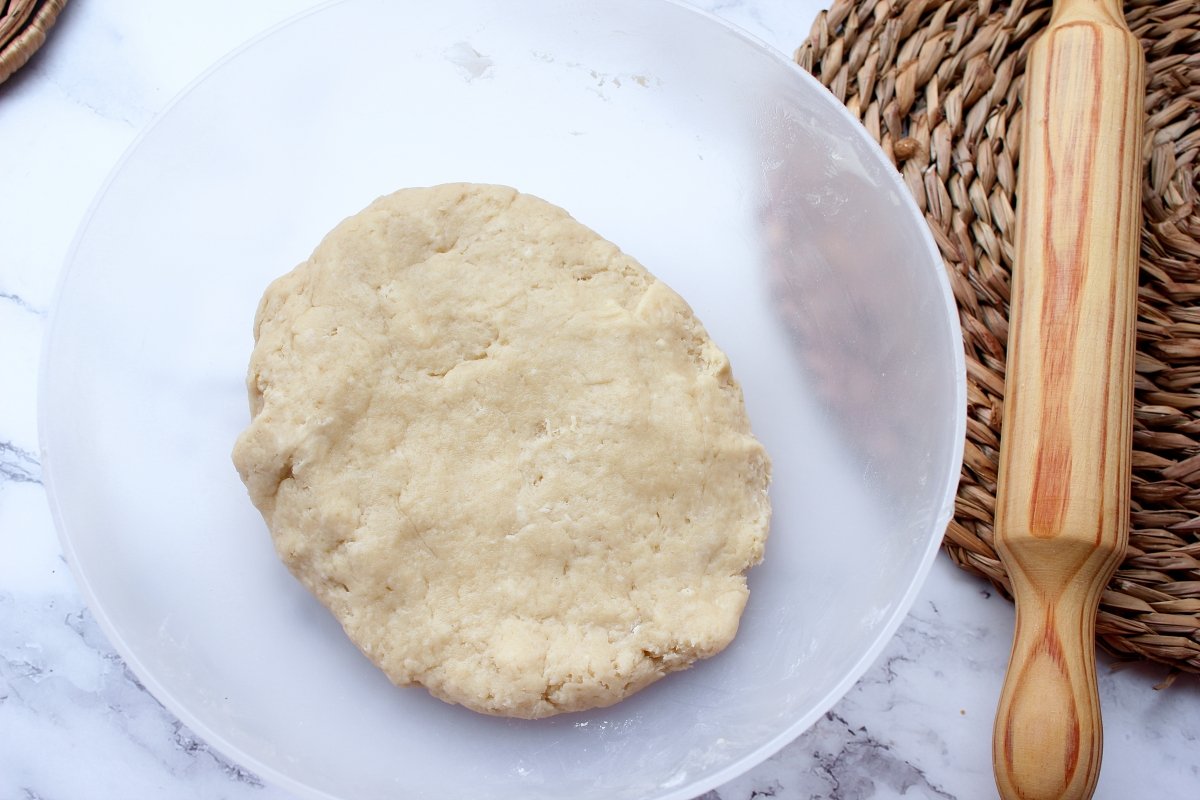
[992,0,1143,798]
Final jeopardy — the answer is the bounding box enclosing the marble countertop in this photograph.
[2,1,1197,798]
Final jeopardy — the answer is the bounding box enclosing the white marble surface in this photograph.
[1,1,1197,798]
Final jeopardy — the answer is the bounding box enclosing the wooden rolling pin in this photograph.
[992,1,1144,799]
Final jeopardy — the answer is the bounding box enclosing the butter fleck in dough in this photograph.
[232,184,771,718]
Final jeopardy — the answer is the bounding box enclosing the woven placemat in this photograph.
[0,0,67,85]
[798,0,1200,678]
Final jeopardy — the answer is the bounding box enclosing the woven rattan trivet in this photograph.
[0,0,67,85]
[798,0,1200,678]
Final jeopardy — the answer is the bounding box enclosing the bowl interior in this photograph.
[41,1,965,798]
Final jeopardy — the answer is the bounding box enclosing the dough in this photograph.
[232,184,771,718]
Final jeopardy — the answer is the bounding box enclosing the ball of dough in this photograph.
[232,184,770,718]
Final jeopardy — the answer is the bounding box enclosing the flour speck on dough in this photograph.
[232,184,771,718]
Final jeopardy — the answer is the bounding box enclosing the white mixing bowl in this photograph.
[41,1,966,798]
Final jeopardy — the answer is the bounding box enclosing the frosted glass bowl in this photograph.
[40,1,966,798]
